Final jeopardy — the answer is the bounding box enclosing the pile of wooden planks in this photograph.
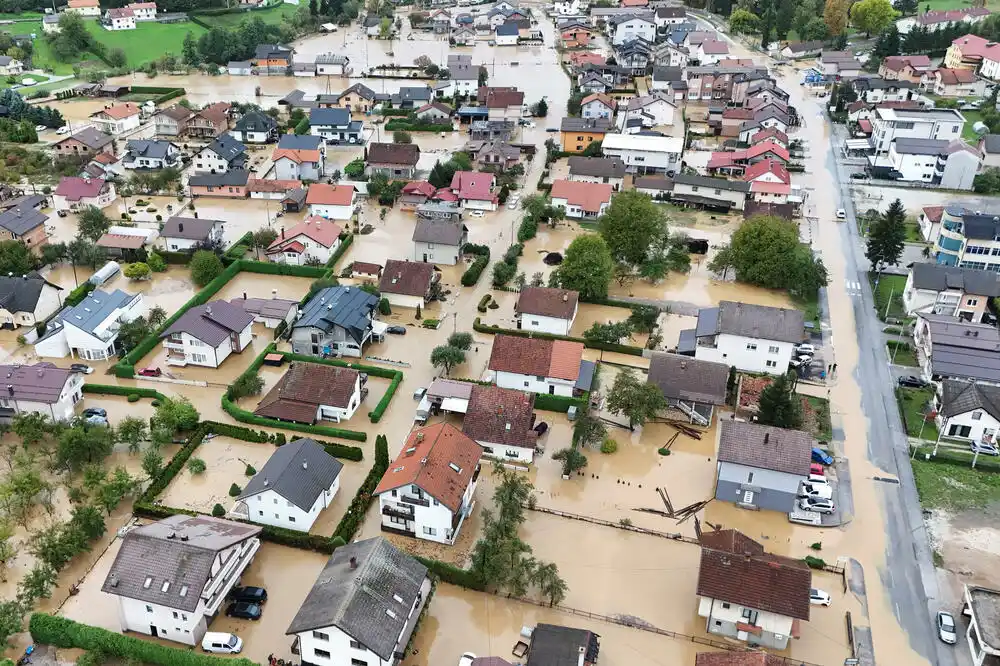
[633,486,713,525]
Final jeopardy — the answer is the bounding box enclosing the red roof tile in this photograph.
[254,362,359,424]
[305,183,355,206]
[462,385,538,449]
[268,216,342,251]
[451,170,497,202]
[742,159,790,184]
[488,334,583,381]
[550,179,613,214]
[92,103,140,120]
[55,177,107,201]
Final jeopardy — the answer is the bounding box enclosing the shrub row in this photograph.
[221,395,368,448]
[158,249,192,265]
[472,317,644,356]
[383,119,455,132]
[477,294,492,313]
[325,233,354,269]
[517,217,537,242]
[279,351,402,380]
[140,423,210,502]
[129,86,186,104]
[333,434,389,542]
[414,556,487,591]
[222,231,254,264]
[65,282,95,307]
[82,383,166,401]
[29,614,257,666]
[461,255,489,286]
[533,393,586,413]
[369,372,401,423]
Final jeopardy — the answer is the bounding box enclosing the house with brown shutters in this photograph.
[254,361,365,424]
[696,528,811,650]
[515,287,579,335]
[462,384,539,463]
[379,259,436,308]
[366,142,420,179]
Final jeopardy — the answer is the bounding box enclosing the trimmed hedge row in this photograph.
[221,395,368,448]
[533,393,586,412]
[370,372,401,423]
[383,119,455,132]
[415,556,487,591]
[82,383,166,401]
[129,85,186,104]
[65,282,95,307]
[222,231,254,264]
[29,614,257,666]
[333,434,389,542]
[325,233,354,269]
[472,317,644,356]
[461,255,489,286]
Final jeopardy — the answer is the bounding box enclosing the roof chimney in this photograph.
[281,226,285,239]
[562,293,568,301]
[764,432,770,444]
[178,222,184,233]
[302,460,308,470]
[167,532,176,539]
[349,556,358,569]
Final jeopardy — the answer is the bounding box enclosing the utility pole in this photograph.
[883,286,894,321]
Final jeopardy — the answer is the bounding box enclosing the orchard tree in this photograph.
[552,234,614,300]
[124,262,151,281]
[431,345,465,376]
[0,240,34,280]
[78,206,111,241]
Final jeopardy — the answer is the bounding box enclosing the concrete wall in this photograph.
[716,461,802,513]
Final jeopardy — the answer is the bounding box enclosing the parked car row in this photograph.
[202,587,269,654]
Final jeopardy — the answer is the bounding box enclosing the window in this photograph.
[143,576,153,589]
[145,606,153,613]
[423,526,437,536]
[967,298,979,306]
[768,345,779,354]
[259,510,264,516]
[765,360,777,368]
[314,649,331,659]
[312,631,329,641]
[747,472,754,484]
[721,602,731,609]
[973,411,983,420]
[181,614,187,621]
[746,343,757,351]
[289,516,296,522]
[349,640,363,650]
[741,608,759,624]
[524,381,530,387]
[351,660,368,666]
[172,612,178,619]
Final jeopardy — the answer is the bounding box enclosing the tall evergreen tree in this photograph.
[865,198,907,273]
[757,373,803,429]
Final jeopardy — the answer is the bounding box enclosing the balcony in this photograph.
[163,340,185,351]
[399,494,430,507]
[382,503,414,520]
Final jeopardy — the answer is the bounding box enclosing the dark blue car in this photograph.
[225,602,262,620]
[812,447,834,466]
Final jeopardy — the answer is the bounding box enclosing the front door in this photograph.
[150,626,158,637]
[548,385,555,395]
[423,253,428,262]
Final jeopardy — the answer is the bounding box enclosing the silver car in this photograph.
[937,611,957,645]
[798,497,835,515]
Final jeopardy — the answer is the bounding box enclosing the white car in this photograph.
[798,497,835,514]
[937,611,957,645]
[789,354,813,368]
[807,474,829,485]
[458,653,477,666]
[56,126,70,135]
[34,125,46,132]
[810,588,832,606]
[468,210,485,218]
[798,483,833,500]
[836,208,847,219]
[970,441,1000,456]
[795,343,816,355]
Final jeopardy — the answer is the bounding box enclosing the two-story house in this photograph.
[880,54,932,83]
[616,91,677,132]
[52,177,116,212]
[610,12,656,45]
[160,216,224,252]
[488,333,588,397]
[375,423,483,544]
[336,82,380,114]
[159,300,254,368]
[186,102,231,139]
[0,202,49,253]
[0,273,62,329]
[462,384,539,463]
[266,217,343,265]
[514,287,578,335]
[122,139,180,170]
[936,379,1000,446]
[127,2,158,21]
[601,133,683,175]
[559,117,613,154]
[103,7,136,30]
[273,134,326,181]
[914,313,1000,385]
[696,528,811,650]
[285,538,430,666]
[870,106,966,153]
[230,110,278,144]
[715,420,814,513]
[291,286,379,359]
[309,107,364,145]
[366,142,420,180]
[580,93,616,120]
[154,105,194,137]
[567,156,626,190]
[253,43,293,74]
[670,174,749,212]
[692,301,804,374]
[194,135,247,174]
[90,103,142,136]
[379,259,436,309]
[305,184,355,221]
[450,170,498,211]
[34,289,143,361]
[903,263,1000,322]
[101,515,262,647]
[65,0,101,15]
[255,362,365,424]
[0,362,83,422]
[550,179,613,219]
[412,219,468,265]
[53,127,114,157]
[189,170,246,199]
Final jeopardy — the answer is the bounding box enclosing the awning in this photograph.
[440,397,469,414]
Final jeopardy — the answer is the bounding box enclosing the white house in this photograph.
[412,219,468,265]
[450,170,498,211]
[690,38,729,65]
[0,274,63,330]
[715,420,813,513]
[266,217,343,266]
[692,301,804,374]
[550,179,614,219]
[0,363,82,423]
[231,110,279,144]
[611,14,656,46]
[554,0,581,14]
[127,2,158,20]
[903,263,1000,321]
[375,423,483,544]
[122,139,180,171]
[65,0,101,16]
[255,363,365,424]
[41,14,61,34]
[193,135,247,174]
[34,289,143,361]
[104,7,136,30]
[232,438,344,532]
[488,333,586,398]
[273,134,326,181]
[616,92,676,131]
[495,21,520,45]
[567,156,626,190]
[0,56,24,75]
[308,107,363,145]
[937,379,1000,445]
[875,137,980,191]
[514,287,578,335]
[462,384,540,463]
[870,107,966,153]
[52,177,116,212]
[160,216,224,252]
[600,133,683,175]
[379,260,436,309]
[89,103,142,136]
[291,286,379,359]
[305,184,355,221]
[580,93,616,120]
[697,529,811,650]
[159,300,254,368]
[285,538,431,666]
[101,515,262,647]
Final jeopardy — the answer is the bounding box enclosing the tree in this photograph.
[78,206,111,241]
[17,563,57,603]
[11,412,50,449]
[606,368,666,428]
[69,504,106,542]
[757,373,803,429]
[551,234,614,300]
[55,424,115,472]
[553,447,588,476]
[800,16,830,40]
[123,262,151,281]
[582,320,633,344]
[729,7,760,33]
[573,414,607,448]
[294,117,310,135]
[534,562,568,606]
[598,190,667,265]
[447,332,473,350]
[431,344,465,375]
[141,448,163,479]
[873,23,902,59]
[189,249,223,287]
[94,467,138,516]
[533,98,548,117]
[866,198,906,273]
[581,140,603,157]
[850,0,898,36]
[823,0,851,35]
[0,600,24,648]
[775,0,795,38]
[393,130,412,143]
[628,305,659,333]
[228,371,265,400]
[974,167,1000,194]
[0,240,34,278]
[182,32,200,66]
[152,397,200,435]
[251,228,278,258]
[117,416,148,454]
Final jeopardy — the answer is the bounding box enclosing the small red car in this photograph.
[138,367,162,377]
[810,463,825,477]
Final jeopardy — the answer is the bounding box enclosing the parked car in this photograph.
[789,354,813,368]
[34,125,46,132]
[70,363,93,374]
[387,325,407,335]
[56,126,70,135]
[85,415,109,427]
[57,210,67,218]
[458,654,477,666]
[795,343,816,355]
[798,497,835,514]
[798,483,833,499]
[138,367,162,377]
[897,376,929,389]
[413,387,427,400]
[937,611,957,645]
[807,474,830,486]
[468,210,485,218]
[534,421,549,436]
[836,208,847,219]
[970,441,1000,456]
[82,407,107,418]
[810,463,825,476]
[202,632,242,654]
[812,447,834,465]
[225,602,262,620]
[810,588,832,606]
[230,586,267,604]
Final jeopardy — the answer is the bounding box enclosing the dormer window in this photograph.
[161,581,170,593]
[143,576,153,589]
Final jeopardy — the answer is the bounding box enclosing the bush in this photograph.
[804,555,826,569]
[245,464,256,476]
[534,393,586,412]
[600,437,618,454]
[414,556,486,591]
[462,255,489,286]
[325,233,354,269]
[228,483,242,497]
[333,435,390,542]
[657,447,671,456]
[517,217,537,242]
[212,504,226,517]
[222,395,366,453]
[477,294,492,312]
[369,372,402,423]
[379,297,391,315]
[83,384,167,401]
[127,394,140,403]
[810,542,822,551]
[65,282,96,307]
[187,458,206,474]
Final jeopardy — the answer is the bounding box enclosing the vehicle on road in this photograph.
[458,653,476,666]
[836,208,847,219]
[225,602,262,620]
[137,367,162,377]
[230,586,267,604]
[70,364,93,374]
[794,343,816,355]
[897,376,929,389]
[937,611,957,644]
[468,210,485,218]
[34,125,46,132]
[798,497,835,514]
[202,632,242,654]
[798,483,833,499]
[810,463,825,476]
[789,354,813,368]
[82,407,107,418]
[387,325,407,335]
[812,447,834,465]
[810,588,832,606]
[970,441,1000,456]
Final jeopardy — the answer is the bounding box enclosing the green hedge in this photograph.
[370,372,401,423]
[29,614,257,666]
[472,317,644,356]
[129,86,186,105]
[83,383,167,401]
[159,249,192,264]
[221,395,368,448]
[325,233,354,269]
[461,256,489,286]
[533,393,586,412]
[222,231,254,264]
[65,282,95,307]
[384,119,455,132]
[141,423,210,502]
[415,556,486,591]
[333,434,389,542]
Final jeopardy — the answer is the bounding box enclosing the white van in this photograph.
[202,632,243,654]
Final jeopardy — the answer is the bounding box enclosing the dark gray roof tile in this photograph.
[717,420,813,475]
[238,438,343,510]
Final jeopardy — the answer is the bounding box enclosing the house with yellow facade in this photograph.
[560,117,614,154]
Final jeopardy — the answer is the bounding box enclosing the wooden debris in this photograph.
[633,507,673,517]
[657,487,675,516]
[663,431,680,451]
[694,516,703,539]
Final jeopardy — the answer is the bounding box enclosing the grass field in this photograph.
[887,339,919,367]
[869,273,907,321]
[196,2,299,28]
[911,456,1000,510]
[84,19,205,67]
[924,0,1000,10]
[962,110,985,141]
[896,386,939,440]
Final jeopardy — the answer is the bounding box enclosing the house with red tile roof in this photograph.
[580,93,616,120]
[945,34,1000,73]
[266,216,343,266]
[923,67,989,98]
[53,177,116,212]
[707,142,789,177]
[400,181,437,210]
[462,384,539,463]
[488,333,591,398]
[305,183,356,220]
[89,103,141,136]
[255,362,364,423]
[450,170,498,211]
[566,51,606,70]
[273,134,325,181]
[879,55,932,83]
[748,127,788,149]
[375,423,483,544]
[742,158,790,185]
[898,8,990,35]
[379,259,437,309]
[749,180,791,205]
[550,179,614,219]
[66,0,100,16]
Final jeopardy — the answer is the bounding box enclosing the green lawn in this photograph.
[804,396,833,443]
[887,339,919,367]
[896,386,939,441]
[962,110,985,142]
[903,217,925,243]
[0,11,43,19]
[197,3,300,28]
[85,19,205,67]
[869,273,907,321]
[911,456,1000,510]
[924,0,1000,10]
[14,76,79,96]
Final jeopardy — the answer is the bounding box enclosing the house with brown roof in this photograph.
[266,216,343,265]
[488,333,590,398]
[375,423,483,544]
[90,103,141,136]
[53,127,114,157]
[550,179,614,219]
[922,67,989,98]
[52,177,116,212]
[715,420,814,513]
[515,287,579,335]
[255,361,365,424]
[462,384,539,463]
[366,142,421,179]
[879,55,932,83]
[696,528,811,650]
[187,102,231,139]
[379,259,437,308]
[159,300,254,368]
[646,352,728,426]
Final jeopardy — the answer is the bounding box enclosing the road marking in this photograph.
[844,280,862,294]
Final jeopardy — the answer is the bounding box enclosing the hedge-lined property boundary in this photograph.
[82,384,166,401]
[333,434,389,542]
[128,86,186,105]
[29,614,258,666]
[221,395,368,444]
[326,233,354,269]
[472,317,645,356]
[278,351,404,424]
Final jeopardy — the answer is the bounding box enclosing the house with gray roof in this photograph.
[914,313,1000,385]
[646,351,728,426]
[35,288,143,361]
[0,273,63,330]
[936,379,1000,446]
[715,420,814,513]
[122,139,180,170]
[291,285,380,359]
[194,134,247,174]
[285,537,431,666]
[160,216,224,252]
[567,156,626,189]
[904,262,1000,322]
[101,515,262,647]
[0,203,49,247]
[159,300,254,368]
[412,219,468,265]
[231,438,344,532]
[691,301,804,374]
[309,106,363,144]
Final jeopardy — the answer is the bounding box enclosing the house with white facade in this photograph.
[375,423,483,544]
[231,110,278,144]
[103,7,136,30]
[870,107,966,153]
[159,300,254,368]
[488,333,591,398]
[914,313,1000,386]
[290,286,379,359]
[567,156,626,190]
[873,137,980,191]
[65,0,100,16]
[305,184,355,221]
[696,528,812,650]
[273,134,326,181]
[462,384,540,463]
[450,170,499,211]
[670,174,748,212]
[122,140,180,171]
[127,2,158,20]
[610,13,656,45]
[692,301,804,374]
[0,274,63,330]
[194,135,247,174]
[34,289,143,361]
[550,179,614,219]
[412,219,467,265]
[266,217,343,266]
[936,379,1000,446]
[647,352,729,427]
[715,420,814,513]
[903,263,1000,322]
[160,216,224,252]
[52,177,116,213]
[232,437,343,532]
[514,287,578,335]
[616,91,676,132]
[89,103,142,136]
[379,260,436,309]
[580,93,616,120]
[600,133,683,175]
[309,107,364,145]
[285,538,431,666]
[554,0,581,14]
[0,362,83,423]
[100,515,262,647]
